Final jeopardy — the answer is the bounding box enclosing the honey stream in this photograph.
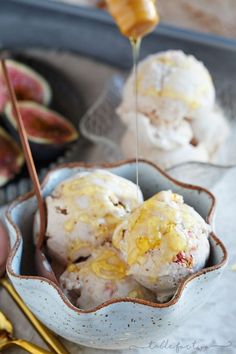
[130,37,142,198]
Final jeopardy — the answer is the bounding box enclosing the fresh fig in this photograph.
[0,127,24,187]
[4,101,79,161]
[0,60,52,113]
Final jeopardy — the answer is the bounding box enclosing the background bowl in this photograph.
[6,160,227,349]
[80,75,236,178]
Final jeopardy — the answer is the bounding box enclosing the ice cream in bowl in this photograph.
[5,159,227,349]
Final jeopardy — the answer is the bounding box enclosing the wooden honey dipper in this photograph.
[106,0,159,38]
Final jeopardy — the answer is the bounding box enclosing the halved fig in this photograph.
[4,101,79,161]
[0,60,52,113]
[0,127,24,187]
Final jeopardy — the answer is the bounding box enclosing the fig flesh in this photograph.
[0,60,51,113]
[0,127,24,187]
[4,101,79,161]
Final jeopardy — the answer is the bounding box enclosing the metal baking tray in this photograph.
[1,0,236,119]
[1,0,236,69]
[1,0,236,205]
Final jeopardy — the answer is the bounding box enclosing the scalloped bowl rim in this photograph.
[6,159,228,314]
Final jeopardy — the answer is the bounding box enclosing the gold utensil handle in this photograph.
[11,339,52,354]
[0,278,69,354]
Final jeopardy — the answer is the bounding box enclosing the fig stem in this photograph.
[1,59,46,250]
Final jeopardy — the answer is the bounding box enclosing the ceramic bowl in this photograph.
[5,159,227,350]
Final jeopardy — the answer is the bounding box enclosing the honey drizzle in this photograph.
[130,37,142,199]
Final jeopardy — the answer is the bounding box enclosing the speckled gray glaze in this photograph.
[6,160,227,350]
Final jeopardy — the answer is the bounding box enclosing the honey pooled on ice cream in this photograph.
[113,190,211,302]
[60,246,155,309]
[34,171,212,308]
[34,170,143,265]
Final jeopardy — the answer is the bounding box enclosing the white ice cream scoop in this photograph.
[120,111,193,151]
[60,246,155,310]
[121,112,208,169]
[191,106,230,158]
[35,170,143,265]
[118,50,215,122]
[113,190,211,302]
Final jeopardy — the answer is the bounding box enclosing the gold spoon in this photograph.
[0,310,52,353]
[0,221,69,354]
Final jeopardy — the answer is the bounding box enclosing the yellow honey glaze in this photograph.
[113,192,189,266]
[59,173,127,235]
[85,248,127,280]
[46,170,143,264]
[67,263,80,273]
[68,240,91,261]
[136,54,213,110]
[66,248,127,281]
[137,87,208,110]
[128,288,146,299]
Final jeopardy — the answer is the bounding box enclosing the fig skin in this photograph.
[3,101,79,162]
[0,127,24,187]
[0,222,9,276]
[0,60,52,113]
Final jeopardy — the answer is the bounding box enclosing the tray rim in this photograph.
[5,0,236,52]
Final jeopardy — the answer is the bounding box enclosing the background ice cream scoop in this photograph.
[121,112,208,168]
[118,50,215,122]
[120,111,193,151]
[191,106,230,158]
[113,190,210,302]
[117,50,229,168]
[60,246,155,309]
[36,170,143,265]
